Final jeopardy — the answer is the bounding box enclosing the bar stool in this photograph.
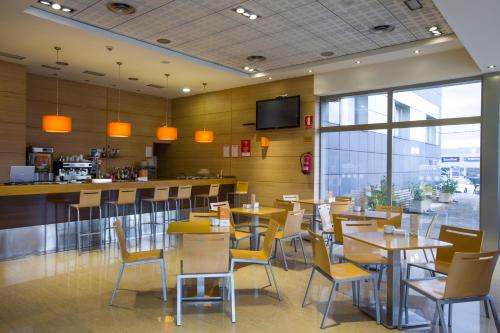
[226,181,249,207]
[194,184,220,211]
[106,188,138,245]
[67,189,103,255]
[170,185,192,221]
[140,186,170,245]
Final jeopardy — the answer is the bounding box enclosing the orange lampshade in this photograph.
[42,115,72,133]
[260,136,270,147]
[157,126,177,141]
[108,121,131,138]
[194,130,214,143]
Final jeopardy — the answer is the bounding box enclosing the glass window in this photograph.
[321,93,387,127]
[320,130,387,209]
[393,81,481,122]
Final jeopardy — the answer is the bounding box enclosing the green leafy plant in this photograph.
[367,177,398,209]
[410,183,425,201]
[440,176,458,194]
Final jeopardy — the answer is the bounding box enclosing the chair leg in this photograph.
[278,239,288,271]
[430,249,436,262]
[329,241,334,262]
[302,268,316,307]
[298,236,307,264]
[176,276,182,326]
[352,281,357,307]
[488,295,500,330]
[356,280,361,307]
[230,273,236,323]
[109,263,125,305]
[373,277,381,324]
[263,263,272,287]
[320,282,336,329]
[484,299,491,318]
[448,303,452,327]
[267,262,281,301]
[377,265,384,290]
[437,301,448,333]
[160,260,167,302]
[423,249,429,263]
[76,208,81,255]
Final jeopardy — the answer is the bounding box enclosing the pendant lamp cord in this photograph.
[165,73,170,126]
[203,82,207,131]
[117,62,122,122]
[54,46,61,116]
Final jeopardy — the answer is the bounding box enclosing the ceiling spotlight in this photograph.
[249,14,258,20]
[233,7,259,20]
[248,68,255,72]
[244,66,250,71]
[107,2,136,15]
[51,3,61,10]
[156,38,171,44]
[355,60,361,64]
[236,8,245,14]
[182,87,191,93]
[268,77,272,80]
[428,26,438,32]
[61,7,72,12]
[39,0,51,5]
[404,0,423,11]
[414,50,420,54]
[308,69,313,73]
[488,65,496,69]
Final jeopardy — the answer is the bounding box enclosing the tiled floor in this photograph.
[0,236,498,333]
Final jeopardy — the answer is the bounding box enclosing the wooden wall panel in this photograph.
[0,60,26,182]
[167,75,315,206]
[26,73,170,171]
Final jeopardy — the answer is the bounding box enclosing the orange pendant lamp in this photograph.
[108,62,131,138]
[42,46,72,133]
[157,73,177,141]
[194,82,214,143]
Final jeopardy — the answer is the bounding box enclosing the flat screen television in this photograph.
[256,95,300,130]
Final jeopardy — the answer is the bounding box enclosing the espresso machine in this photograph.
[57,162,93,181]
[27,146,54,182]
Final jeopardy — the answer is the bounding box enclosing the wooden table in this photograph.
[167,220,230,300]
[297,199,348,232]
[230,207,285,250]
[343,232,452,328]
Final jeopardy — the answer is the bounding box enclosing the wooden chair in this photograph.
[209,201,252,248]
[194,184,220,210]
[303,231,380,329]
[170,185,192,221]
[230,220,282,300]
[399,251,500,333]
[140,185,170,246]
[106,188,138,244]
[109,220,166,305]
[189,211,217,222]
[341,220,387,290]
[272,210,307,271]
[68,189,103,255]
[375,205,403,228]
[334,195,352,202]
[176,233,234,326]
[226,181,249,207]
[282,194,300,202]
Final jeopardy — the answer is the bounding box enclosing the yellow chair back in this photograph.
[78,189,102,208]
[375,205,403,228]
[282,210,305,238]
[436,226,483,265]
[153,186,170,201]
[262,219,280,259]
[330,201,350,214]
[332,215,349,244]
[117,188,137,205]
[282,194,300,201]
[176,185,192,199]
[181,233,230,274]
[208,184,220,196]
[235,181,249,194]
[308,230,331,278]
[334,196,352,202]
[341,220,379,260]
[444,251,500,299]
[114,220,130,262]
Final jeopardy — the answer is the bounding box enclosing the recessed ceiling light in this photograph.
[61,7,72,12]
[182,88,191,93]
[355,60,361,64]
[370,24,395,34]
[233,7,259,20]
[248,68,255,72]
[249,14,258,20]
[107,2,136,15]
[236,7,245,14]
[244,66,250,71]
[51,3,61,10]
[128,77,139,81]
[404,0,423,11]
[246,55,266,63]
[414,50,420,54]
[320,51,334,57]
[268,77,272,80]
[308,69,313,73]
[488,65,496,69]
[39,0,51,5]
[156,38,171,44]
[429,26,438,32]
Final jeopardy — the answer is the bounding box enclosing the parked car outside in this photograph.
[455,177,476,193]
[474,185,480,195]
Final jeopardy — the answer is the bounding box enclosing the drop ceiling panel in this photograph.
[30,0,454,73]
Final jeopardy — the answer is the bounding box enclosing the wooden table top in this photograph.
[343,232,452,251]
[230,206,285,216]
[335,210,400,220]
[167,221,230,234]
[297,198,349,206]
[0,178,236,197]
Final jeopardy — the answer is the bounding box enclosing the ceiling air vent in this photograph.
[370,24,395,34]
[147,84,164,88]
[107,2,136,15]
[41,64,60,70]
[404,0,423,11]
[0,51,25,60]
[83,70,105,77]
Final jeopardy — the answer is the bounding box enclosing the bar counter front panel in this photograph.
[0,178,236,260]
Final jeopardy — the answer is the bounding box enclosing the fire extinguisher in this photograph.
[300,152,312,175]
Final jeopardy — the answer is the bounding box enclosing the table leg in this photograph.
[250,215,260,250]
[386,250,402,327]
[196,277,205,298]
[311,204,318,233]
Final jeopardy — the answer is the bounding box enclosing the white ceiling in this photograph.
[0,0,463,98]
[32,0,453,73]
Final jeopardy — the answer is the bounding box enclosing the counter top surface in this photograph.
[0,178,236,196]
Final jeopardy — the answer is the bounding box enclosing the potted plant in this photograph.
[409,183,431,213]
[439,177,458,203]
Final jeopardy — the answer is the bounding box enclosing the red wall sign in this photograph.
[304,115,313,129]
[240,139,251,157]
